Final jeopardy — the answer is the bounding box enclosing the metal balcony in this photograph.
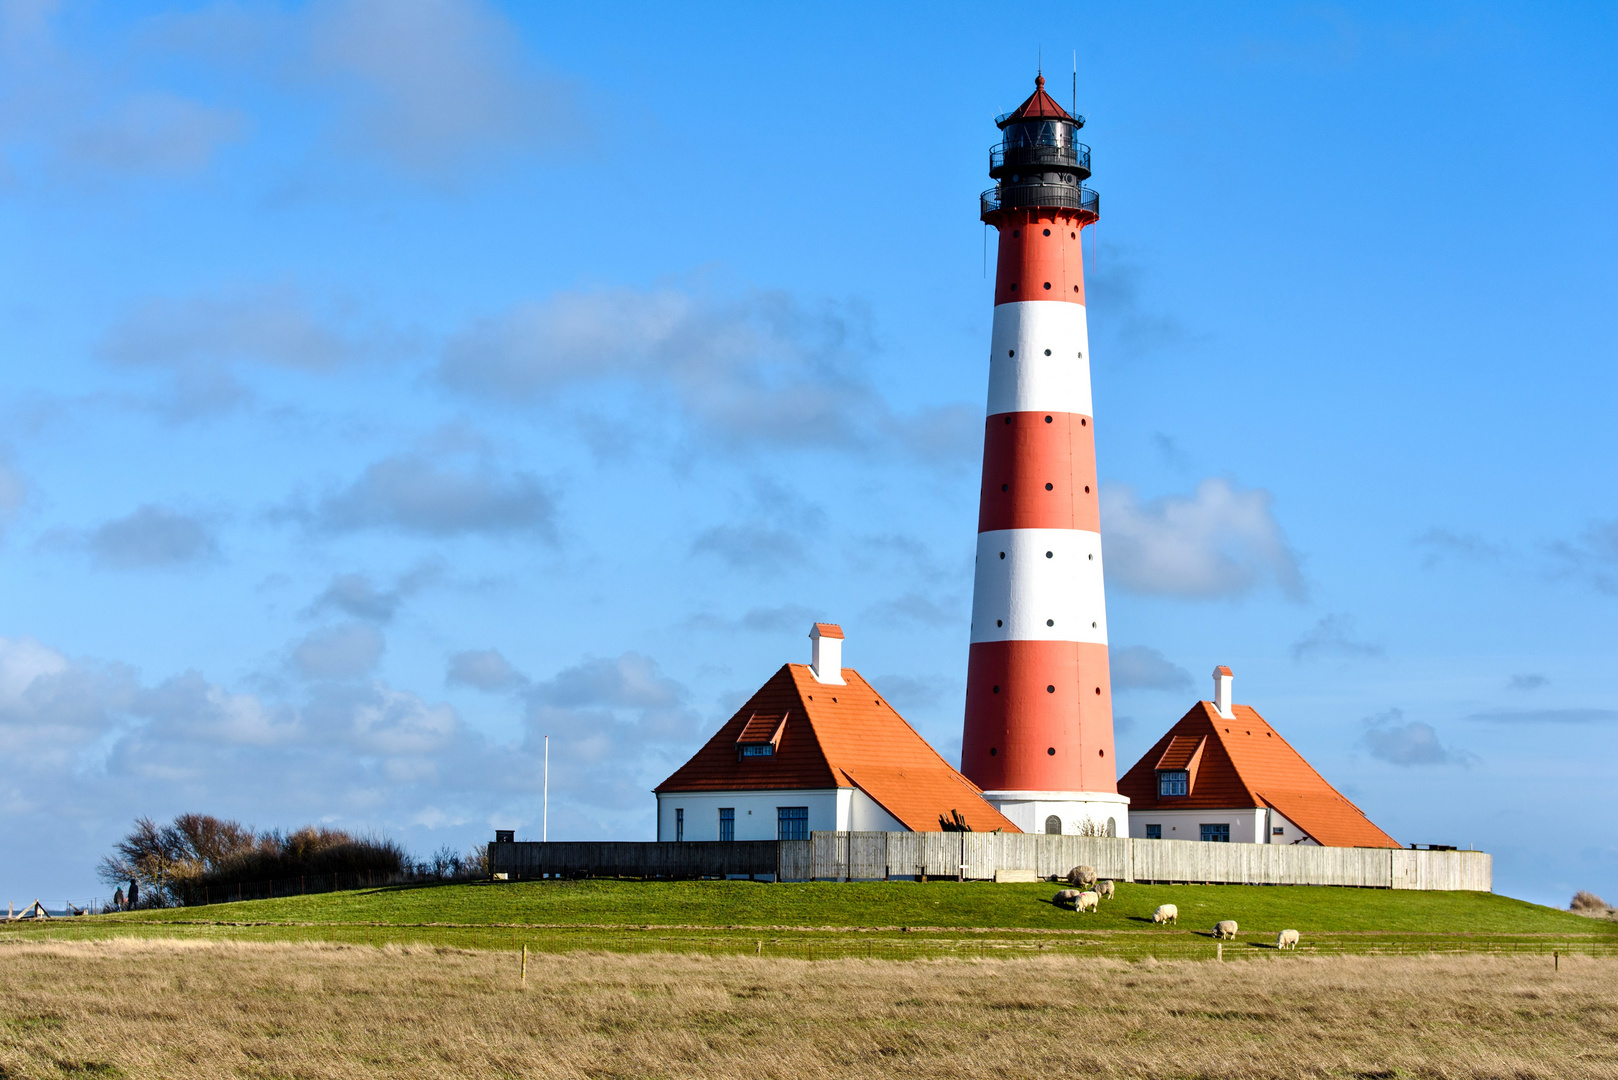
[980,184,1100,222]
[989,140,1091,179]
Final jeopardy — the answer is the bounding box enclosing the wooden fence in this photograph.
[490,841,779,880]
[803,833,1491,891]
[490,835,1490,891]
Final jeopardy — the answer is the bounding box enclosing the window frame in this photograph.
[718,807,734,842]
[1145,823,1162,840]
[1200,823,1230,843]
[777,806,809,841]
[1157,770,1189,797]
[674,807,684,843]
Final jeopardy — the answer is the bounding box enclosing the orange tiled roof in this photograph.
[655,664,1018,833]
[1118,701,1400,848]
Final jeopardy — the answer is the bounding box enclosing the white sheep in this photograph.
[1067,865,1097,889]
[1212,920,1239,939]
[1096,880,1115,900]
[1276,928,1300,950]
[1053,888,1081,908]
[1152,904,1178,925]
[1076,890,1100,913]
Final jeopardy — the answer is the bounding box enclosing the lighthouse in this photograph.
[959,75,1129,837]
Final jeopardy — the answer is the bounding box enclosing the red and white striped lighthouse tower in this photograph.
[960,74,1128,837]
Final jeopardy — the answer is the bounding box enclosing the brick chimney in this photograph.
[1213,665,1234,719]
[810,623,845,684]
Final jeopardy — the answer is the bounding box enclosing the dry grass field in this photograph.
[0,939,1613,1079]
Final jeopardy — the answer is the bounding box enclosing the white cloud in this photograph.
[1101,478,1304,599]
[0,458,26,535]
[440,285,976,459]
[83,505,219,569]
[1361,709,1473,767]
[1109,645,1192,691]
[292,623,386,680]
[296,454,556,539]
[446,648,525,692]
[1291,613,1382,662]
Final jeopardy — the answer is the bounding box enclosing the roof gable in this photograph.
[1119,701,1400,848]
[655,664,1017,833]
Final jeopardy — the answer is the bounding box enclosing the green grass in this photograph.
[6,879,1613,961]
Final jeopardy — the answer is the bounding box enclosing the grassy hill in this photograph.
[6,880,1613,960]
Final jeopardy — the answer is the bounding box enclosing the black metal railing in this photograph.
[990,140,1091,177]
[980,184,1100,221]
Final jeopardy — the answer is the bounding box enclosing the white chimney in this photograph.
[1212,665,1234,719]
[809,623,845,684]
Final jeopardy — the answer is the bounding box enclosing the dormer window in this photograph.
[1158,770,1189,796]
[735,710,788,761]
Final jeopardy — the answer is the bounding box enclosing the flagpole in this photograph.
[543,735,549,843]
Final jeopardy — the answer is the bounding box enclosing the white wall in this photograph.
[654,789,840,841]
[848,788,906,832]
[983,790,1129,837]
[1125,806,1321,846]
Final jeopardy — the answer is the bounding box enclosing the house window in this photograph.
[1201,823,1230,843]
[675,808,684,842]
[741,744,773,757]
[719,808,734,842]
[1158,770,1189,796]
[1272,826,1284,836]
[778,806,808,841]
[1145,824,1161,840]
[1044,815,1062,835]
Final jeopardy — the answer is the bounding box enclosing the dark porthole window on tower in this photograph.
[996,619,1003,627]
[999,551,1005,559]
[1070,231,1076,239]
[1046,483,1053,491]
[1046,619,1054,626]
[992,685,1000,694]
[1002,483,1009,492]
[1073,286,1079,293]
[990,747,998,756]
[1045,550,1053,558]
[1043,282,1051,290]
[1012,230,1020,237]
[1044,348,1051,355]
[1045,415,1053,423]
[1043,228,1050,236]
[1046,685,1056,693]
[1047,747,1056,756]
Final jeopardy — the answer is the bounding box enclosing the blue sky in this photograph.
[2,0,1615,909]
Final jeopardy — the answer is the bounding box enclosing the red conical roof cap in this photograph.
[1000,72,1073,126]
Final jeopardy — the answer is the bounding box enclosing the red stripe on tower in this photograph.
[960,74,1128,838]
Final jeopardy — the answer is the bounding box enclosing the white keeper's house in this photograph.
[1117,667,1400,848]
[654,624,1017,841]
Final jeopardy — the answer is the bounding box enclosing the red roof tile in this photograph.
[655,664,1018,833]
[1118,701,1400,848]
[1154,734,1205,772]
[811,623,844,639]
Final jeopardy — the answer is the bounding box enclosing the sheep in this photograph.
[1096,880,1115,900]
[1053,888,1081,909]
[1152,903,1178,925]
[1212,920,1239,940]
[1076,890,1100,913]
[1276,928,1300,950]
[1067,865,1097,889]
